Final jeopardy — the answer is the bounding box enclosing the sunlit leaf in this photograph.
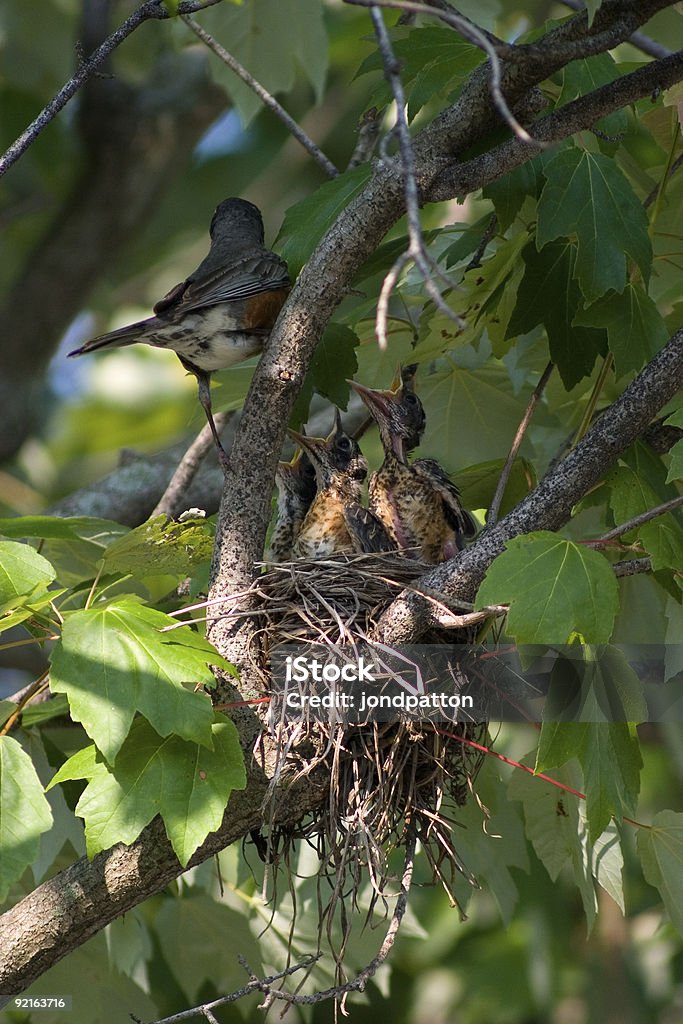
[637,811,683,937]
[475,532,619,643]
[49,600,227,763]
[53,716,245,865]
[0,736,53,901]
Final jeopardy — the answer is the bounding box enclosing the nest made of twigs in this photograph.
[237,553,487,960]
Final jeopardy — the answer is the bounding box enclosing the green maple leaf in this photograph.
[50,716,245,866]
[475,532,619,643]
[537,148,652,302]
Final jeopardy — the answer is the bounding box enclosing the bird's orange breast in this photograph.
[243,288,290,330]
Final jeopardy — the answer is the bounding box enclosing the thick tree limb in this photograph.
[429,49,683,200]
[48,442,229,526]
[560,0,673,59]
[0,765,328,998]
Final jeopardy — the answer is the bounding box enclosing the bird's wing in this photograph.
[343,503,396,553]
[413,459,477,539]
[155,252,290,318]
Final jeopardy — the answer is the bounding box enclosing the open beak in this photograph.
[347,379,395,422]
[287,428,324,459]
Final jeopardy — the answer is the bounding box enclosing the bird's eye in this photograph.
[405,393,418,405]
[337,437,351,451]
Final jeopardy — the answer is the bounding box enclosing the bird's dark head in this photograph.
[275,446,317,505]
[209,197,265,244]
[288,411,367,490]
[349,365,425,462]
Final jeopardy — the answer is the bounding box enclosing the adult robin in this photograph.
[349,368,476,563]
[290,411,394,558]
[69,197,290,469]
[266,445,317,562]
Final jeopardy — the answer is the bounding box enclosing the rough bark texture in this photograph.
[0,764,328,997]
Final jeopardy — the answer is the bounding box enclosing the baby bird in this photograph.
[349,368,476,563]
[266,447,317,562]
[291,412,394,558]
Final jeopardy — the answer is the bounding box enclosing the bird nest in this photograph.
[242,553,488,935]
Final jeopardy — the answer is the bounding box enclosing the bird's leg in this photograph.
[195,370,231,473]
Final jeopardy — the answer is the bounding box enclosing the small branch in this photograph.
[644,150,683,211]
[487,361,554,526]
[137,955,321,1024]
[0,675,49,737]
[585,494,683,547]
[346,0,542,146]
[138,831,416,1020]
[367,5,465,349]
[181,15,339,179]
[465,212,498,271]
[613,557,653,577]
[152,413,233,519]
[0,0,225,179]
[559,0,673,60]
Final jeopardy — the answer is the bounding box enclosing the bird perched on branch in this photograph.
[69,197,290,470]
[290,412,394,558]
[350,367,476,563]
[267,446,317,562]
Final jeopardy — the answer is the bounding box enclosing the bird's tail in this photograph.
[68,316,160,357]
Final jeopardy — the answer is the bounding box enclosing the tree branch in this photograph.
[0,765,328,996]
[206,0,683,680]
[346,0,539,145]
[371,329,683,644]
[613,557,653,577]
[181,14,339,179]
[0,0,225,179]
[151,413,234,519]
[488,361,554,526]
[585,494,683,547]
[429,48,683,200]
[366,4,465,350]
[559,0,673,59]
